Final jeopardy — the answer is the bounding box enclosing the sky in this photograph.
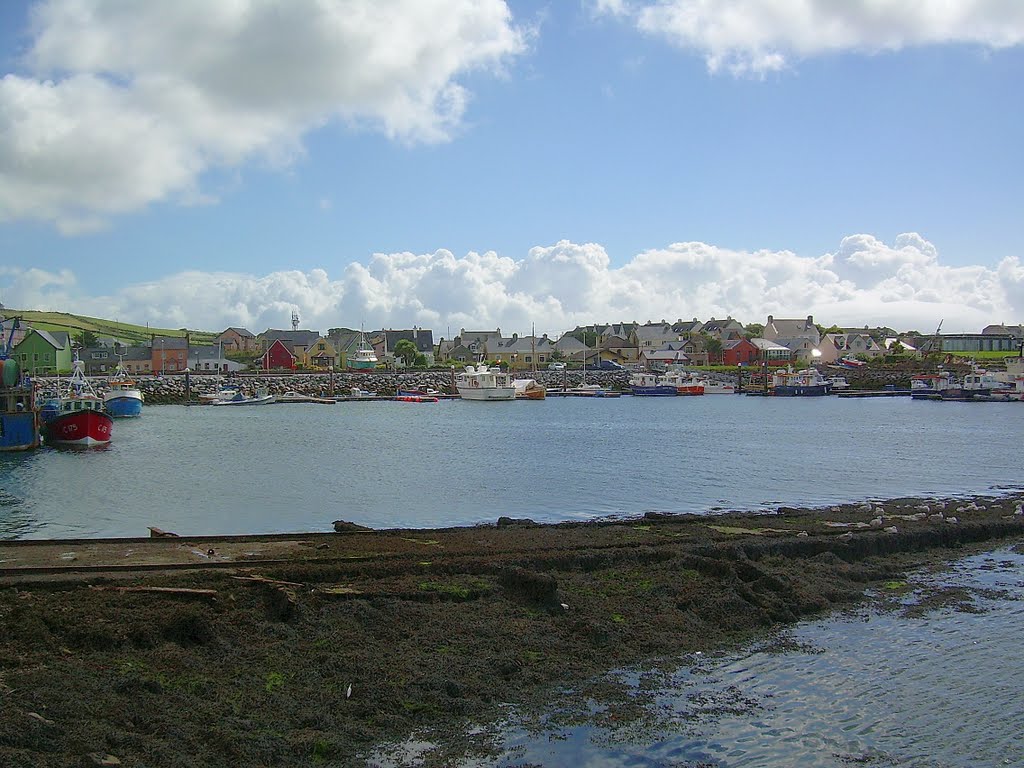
[1,0,1023,339]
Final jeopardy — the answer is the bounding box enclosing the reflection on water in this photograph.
[484,548,1024,768]
[2,397,1024,538]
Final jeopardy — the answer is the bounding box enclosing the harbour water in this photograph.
[1,395,1023,539]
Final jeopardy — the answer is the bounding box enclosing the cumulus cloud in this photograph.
[608,0,1024,75]
[1,234,1018,336]
[0,0,527,230]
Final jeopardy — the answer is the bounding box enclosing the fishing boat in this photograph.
[771,368,831,396]
[455,364,516,401]
[938,367,1013,401]
[910,372,956,400]
[0,319,39,451]
[103,358,144,417]
[395,388,439,403]
[211,386,276,406]
[629,372,677,396]
[39,359,113,446]
[661,368,705,396]
[826,376,850,392]
[348,329,378,371]
[347,387,378,400]
[513,378,547,400]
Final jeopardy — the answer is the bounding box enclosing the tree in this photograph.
[79,330,99,347]
[394,339,418,367]
[705,336,723,363]
[744,323,764,339]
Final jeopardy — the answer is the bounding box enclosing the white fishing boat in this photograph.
[348,329,378,370]
[211,386,276,406]
[455,364,516,401]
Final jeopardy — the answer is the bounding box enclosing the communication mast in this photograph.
[291,309,300,332]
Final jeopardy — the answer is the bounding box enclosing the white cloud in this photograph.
[619,0,1024,75]
[1,234,1018,336]
[0,0,527,230]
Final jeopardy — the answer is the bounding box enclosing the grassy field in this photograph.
[3,309,216,346]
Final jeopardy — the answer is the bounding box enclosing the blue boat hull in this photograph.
[0,412,39,451]
[631,386,678,396]
[105,395,143,417]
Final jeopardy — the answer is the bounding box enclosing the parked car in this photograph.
[596,360,623,370]
[548,362,566,370]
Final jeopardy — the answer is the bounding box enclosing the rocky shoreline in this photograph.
[1,493,1022,767]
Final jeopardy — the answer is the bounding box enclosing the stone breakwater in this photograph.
[35,370,628,404]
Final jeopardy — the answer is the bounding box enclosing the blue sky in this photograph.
[1,0,1023,336]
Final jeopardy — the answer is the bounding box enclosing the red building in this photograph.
[258,339,296,370]
[721,338,760,366]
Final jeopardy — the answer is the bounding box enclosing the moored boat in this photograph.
[455,365,516,401]
[395,388,439,403]
[348,330,378,371]
[938,368,1014,401]
[772,368,831,396]
[39,359,113,447]
[103,358,144,417]
[629,372,677,396]
[910,371,956,400]
[661,368,705,396]
[513,378,547,400]
[0,358,39,452]
[211,387,276,406]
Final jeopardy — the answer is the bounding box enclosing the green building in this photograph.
[13,329,73,374]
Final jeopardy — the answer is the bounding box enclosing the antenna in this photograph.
[291,309,300,331]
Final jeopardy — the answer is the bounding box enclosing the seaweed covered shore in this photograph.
[1,494,1023,767]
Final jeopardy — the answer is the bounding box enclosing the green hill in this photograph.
[2,309,216,346]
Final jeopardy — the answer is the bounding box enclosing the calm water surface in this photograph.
[1,396,1022,539]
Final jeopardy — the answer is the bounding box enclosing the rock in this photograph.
[796,531,809,537]
[884,526,898,534]
[929,513,945,521]
[497,516,536,527]
[869,517,884,528]
[82,754,121,767]
[332,520,372,533]
[946,516,958,524]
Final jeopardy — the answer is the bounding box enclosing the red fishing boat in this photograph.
[39,359,113,447]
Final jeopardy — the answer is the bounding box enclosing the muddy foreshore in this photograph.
[1,494,1022,767]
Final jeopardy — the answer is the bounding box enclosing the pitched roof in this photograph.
[260,329,322,348]
[221,327,255,338]
[151,335,189,350]
[33,329,70,349]
[378,329,434,354]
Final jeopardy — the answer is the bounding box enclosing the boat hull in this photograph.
[347,360,377,370]
[0,412,40,451]
[773,384,831,396]
[631,386,678,396]
[104,393,143,417]
[42,410,113,446]
[457,387,516,401]
[674,385,705,396]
